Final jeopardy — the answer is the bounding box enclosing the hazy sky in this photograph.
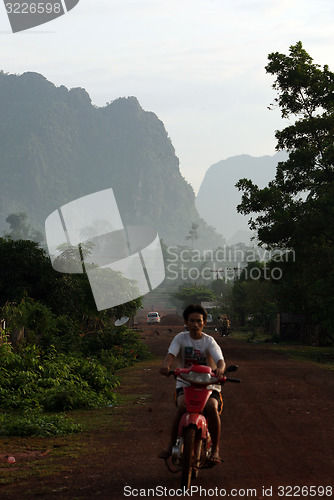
[1,0,334,193]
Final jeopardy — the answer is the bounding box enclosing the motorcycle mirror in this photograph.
[224,365,238,373]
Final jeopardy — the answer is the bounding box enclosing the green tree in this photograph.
[0,237,141,323]
[236,42,334,344]
[173,283,215,310]
[231,262,278,330]
[5,212,43,243]
[237,42,334,246]
[1,298,59,349]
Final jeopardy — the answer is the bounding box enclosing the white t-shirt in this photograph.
[168,331,224,390]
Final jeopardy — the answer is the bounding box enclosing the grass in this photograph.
[0,358,159,488]
[272,345,334,369]
[229,329,270,343]
[0,407,117,486]
[229,330,334,369]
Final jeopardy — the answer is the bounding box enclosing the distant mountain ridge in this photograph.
[0,70,222,249]
[196,152,288,243]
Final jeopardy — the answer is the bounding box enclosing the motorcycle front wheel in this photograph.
[181,425,196,489]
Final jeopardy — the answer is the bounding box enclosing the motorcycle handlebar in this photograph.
[167,371,240,384]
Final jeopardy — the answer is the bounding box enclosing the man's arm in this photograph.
[209,337,226,378]
[160,352,176,376]
[216,358,226,379]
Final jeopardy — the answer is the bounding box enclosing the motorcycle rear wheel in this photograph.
[181,425,196,489]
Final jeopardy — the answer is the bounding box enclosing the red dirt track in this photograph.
[1,326,333,499]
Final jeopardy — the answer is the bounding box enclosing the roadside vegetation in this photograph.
[0,236,148,437]
[225,329,334,369]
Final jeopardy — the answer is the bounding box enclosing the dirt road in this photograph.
[1,327,333,499]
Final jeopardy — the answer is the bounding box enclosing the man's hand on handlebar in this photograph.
[160,366,170,376]
[215,360,226,380]
[215,367,225,380]
[160,353,175,376]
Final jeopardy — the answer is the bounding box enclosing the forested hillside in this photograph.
[196,152,287,243]
[0,71,222,248]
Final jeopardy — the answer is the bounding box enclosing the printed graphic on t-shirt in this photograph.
[184,346,207,367]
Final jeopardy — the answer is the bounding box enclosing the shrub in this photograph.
[0,308,150,436]
[0,411,80,437]
[0,343,119,413]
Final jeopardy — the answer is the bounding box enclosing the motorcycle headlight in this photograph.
[180,372,218,385]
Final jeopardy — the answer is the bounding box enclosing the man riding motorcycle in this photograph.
[159,304,226,465]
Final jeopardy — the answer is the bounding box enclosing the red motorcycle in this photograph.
[163,364,239,489]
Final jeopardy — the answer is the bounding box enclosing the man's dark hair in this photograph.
[183,304,208,322]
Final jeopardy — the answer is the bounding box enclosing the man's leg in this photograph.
[205,397,222,462]
[158,394,186,458]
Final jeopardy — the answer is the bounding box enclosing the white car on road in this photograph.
[147,312,161,324]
